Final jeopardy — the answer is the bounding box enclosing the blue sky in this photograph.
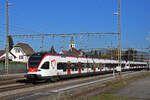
[0,0,150,52]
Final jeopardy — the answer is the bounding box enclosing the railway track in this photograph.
[0,71,147,100]
[0,72,113,93]
[0,73,25,86]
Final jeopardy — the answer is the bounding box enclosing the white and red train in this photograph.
[25,52,148,81]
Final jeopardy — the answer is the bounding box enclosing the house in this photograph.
[60,37,86,57]
[10,43,34,62]
[0,50,16,62]
[0,50,5,59]
[61,48,85,57]
[0,43,34,63]
[0,50,6,62]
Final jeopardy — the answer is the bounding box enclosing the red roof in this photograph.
[61,51,68,54]
[61,48,86,57]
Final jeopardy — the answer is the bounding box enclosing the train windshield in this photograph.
[28,53,45,68]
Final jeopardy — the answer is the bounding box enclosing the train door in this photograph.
[100,64,102,72]
[78,62,81,74]
[93,63,96,72]
[67,62,71,75]
[50,59,57,75]
[125,62,130,70]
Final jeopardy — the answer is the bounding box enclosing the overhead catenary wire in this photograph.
[10,32,119,52]
[10,32,119,38]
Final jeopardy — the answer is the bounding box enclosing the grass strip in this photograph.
[66,71,150,100]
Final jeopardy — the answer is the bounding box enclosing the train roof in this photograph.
[32,52,147,64]
[33,52,78,57]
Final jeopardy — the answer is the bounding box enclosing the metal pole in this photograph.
[110,41,113,59]
[5,1,9,74]
[118,0,122,76]
[134,49,135,61]
[148,32,150,69]
[41,35,44,49]
[62,36,65,50]
[128,49,129,60]
[80,29,82,50]
[86,36,89,50]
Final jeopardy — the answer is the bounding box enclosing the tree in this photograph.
[49,45,56,54]
[8,36,14,51]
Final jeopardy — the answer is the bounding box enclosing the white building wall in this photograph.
[10,47,28,62]
[0,53,15,60]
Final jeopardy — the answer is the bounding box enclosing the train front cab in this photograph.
[26,62,49,81]
[25,54,57,81]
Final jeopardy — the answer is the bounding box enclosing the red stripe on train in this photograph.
[94,68,96,72]
[67,63,71,75]
[78,62,81,74]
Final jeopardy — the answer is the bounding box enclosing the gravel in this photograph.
[114,74,150,99]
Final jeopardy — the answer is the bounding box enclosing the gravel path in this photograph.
[114,74,150,99]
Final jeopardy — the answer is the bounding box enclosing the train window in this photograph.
[29,58,42,68]
[81,63,85,68]
[97,64,100,69]
[62,64,66,71]
[57,63,67,72]
[71,63,75,71]
[28,53,46,68]
[91,66,94,70]
[62,63,67,72]
[86,63,90,68]
[41,62,49,69]
[122,64,125,67]
[82,67,84,71]
[57,63,64,70]
[75,68,78,71]
[92,63,94,67]
[63,69,66,72]
[89,63,93,68]
[96,63,98,67]
[72,68,75,71]
[112,64,115,68]
[73,63,77,71]
[105,64,109,68]
[80,63,84,69]
[102,64,105,68]
[84,63,86,68]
